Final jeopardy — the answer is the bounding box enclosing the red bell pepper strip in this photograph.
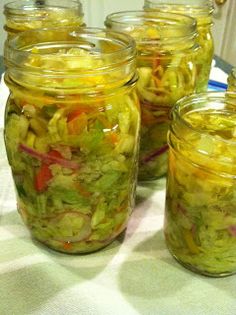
[67,109,84,122]
[34,150,65,192]
[35,163,53,192]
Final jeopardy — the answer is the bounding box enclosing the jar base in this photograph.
[30,226,127,254]
[168,248,236,278]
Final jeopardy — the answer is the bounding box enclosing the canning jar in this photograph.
[105,11,198,180]
[165,92,236,277]
[144,0,214,93]
[227,68,236,92]
[4,0,84,39]
[4,27,140,254]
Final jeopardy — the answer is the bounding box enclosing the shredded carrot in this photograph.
[106,132,118,144]
[63,242,73,250]
[76,183,91,198]
[152,53,161,69]
[67,112,88,135]
[152,75,162,87]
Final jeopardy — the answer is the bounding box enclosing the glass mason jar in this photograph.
[227,68,236,92]
[4,0,84,39]
[4,27,140,254]
[144,0,214,93]
[165,92,236,277]
[105,11,198,181]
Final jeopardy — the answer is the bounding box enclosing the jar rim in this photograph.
[143,0,214,25]
[173,92,236,147]
[4,26,136,73]
[105,10,197,44]
[4,27,137,91]
[143,0,214,14]
[4,0,83,12]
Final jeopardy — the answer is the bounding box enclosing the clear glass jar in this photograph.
[4,0,84,38]
[144,0,214,93]
[165,92,236,277]
[105,11,198,181]
[227,68,236,92]
[4,27,140,254]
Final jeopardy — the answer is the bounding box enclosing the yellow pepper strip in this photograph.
[26,131,36,148]
[30,118,47,136]
[105,132,119,145]
[183,229,200,254]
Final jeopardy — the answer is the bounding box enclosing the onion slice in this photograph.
[19,143,79,170]
[229,225,236,237]
[141,144,169,164]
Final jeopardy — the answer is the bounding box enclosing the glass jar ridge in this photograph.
[4,0,84,37]
[4,27,137,92]
[144,0,214,26]
[165,91,236,277]
[105,10,198,51]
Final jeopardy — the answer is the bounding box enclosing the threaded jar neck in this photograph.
[144,0,214,26]
[4,0,84,35]
[4,0,83,16]
[105,10,198,53]
[4,27,137,92]
[169,92,236,175]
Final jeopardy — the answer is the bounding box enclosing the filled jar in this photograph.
[165,92,236,277]
[227,68,236,92]
[4,27,140,254]
[4,0,84,38]
[105,11,198,180]
[144,0,214,93]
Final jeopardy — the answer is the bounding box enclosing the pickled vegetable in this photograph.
[105,12,198,180]
[137,52,196,180]
[144,0,214,92]
[165,98,236,276]
[4,34,140,253]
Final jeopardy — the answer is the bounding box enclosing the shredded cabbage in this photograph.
[4,48,140,254]
[136,50,197,180]
[144,2,214,92]
[165,108,236,276]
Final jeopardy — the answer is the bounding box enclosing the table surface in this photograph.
[1,134,236,315]
[0,58,236,315]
